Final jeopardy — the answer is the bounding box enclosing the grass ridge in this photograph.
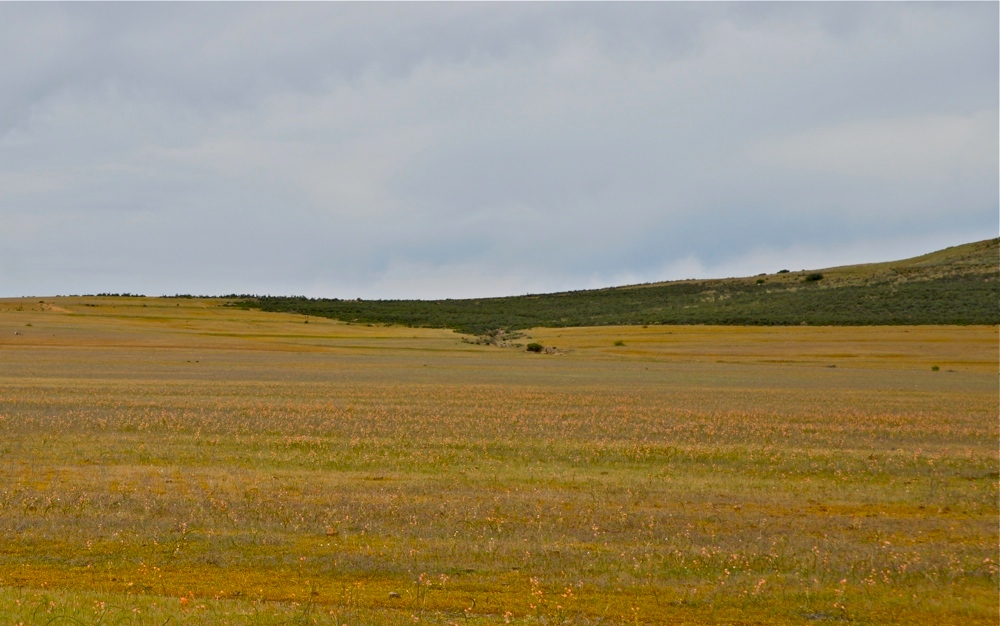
[235,239,999,334]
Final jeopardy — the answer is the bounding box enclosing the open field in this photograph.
[0,297,997,624]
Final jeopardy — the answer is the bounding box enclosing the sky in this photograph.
[1,3,997,299]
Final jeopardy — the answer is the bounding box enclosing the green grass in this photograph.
[233,239,999,334]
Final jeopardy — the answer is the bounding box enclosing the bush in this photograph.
[805,273,824,282]
[526,342,544,353]
[777,269,790,274]
[614,339,625,346]
[931,365,940,371]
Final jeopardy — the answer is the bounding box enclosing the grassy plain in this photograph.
[0,297,996,624]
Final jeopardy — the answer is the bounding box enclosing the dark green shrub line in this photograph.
[229,239,998,334]
[232,272,998,335]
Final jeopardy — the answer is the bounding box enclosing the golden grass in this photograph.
[0,297,996,624]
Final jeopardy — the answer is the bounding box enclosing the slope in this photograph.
[235,238,999,334]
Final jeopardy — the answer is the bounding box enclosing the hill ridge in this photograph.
[237,238,999,334]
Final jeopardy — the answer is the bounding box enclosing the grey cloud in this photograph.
[0,3,996,298]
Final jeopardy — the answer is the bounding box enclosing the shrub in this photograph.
[777,269,790,274]
[614,339,625,346]
[805,273,824,282]
[931,365,940,371]
[526,343,544,353]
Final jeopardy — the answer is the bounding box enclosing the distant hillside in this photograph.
[235,239,999,334]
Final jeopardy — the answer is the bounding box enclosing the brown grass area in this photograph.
[0,297,996,624]
[527,324,998,371]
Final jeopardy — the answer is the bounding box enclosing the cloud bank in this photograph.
[1,3,996,298]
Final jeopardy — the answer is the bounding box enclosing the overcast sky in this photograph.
[2,3,997,299]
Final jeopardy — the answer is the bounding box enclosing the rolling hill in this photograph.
[235,238,999,334]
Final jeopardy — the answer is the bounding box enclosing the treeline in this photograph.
[162,293,261,299]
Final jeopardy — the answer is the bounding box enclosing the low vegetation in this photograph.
[234,239,999,334]
[0,298,996,624]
